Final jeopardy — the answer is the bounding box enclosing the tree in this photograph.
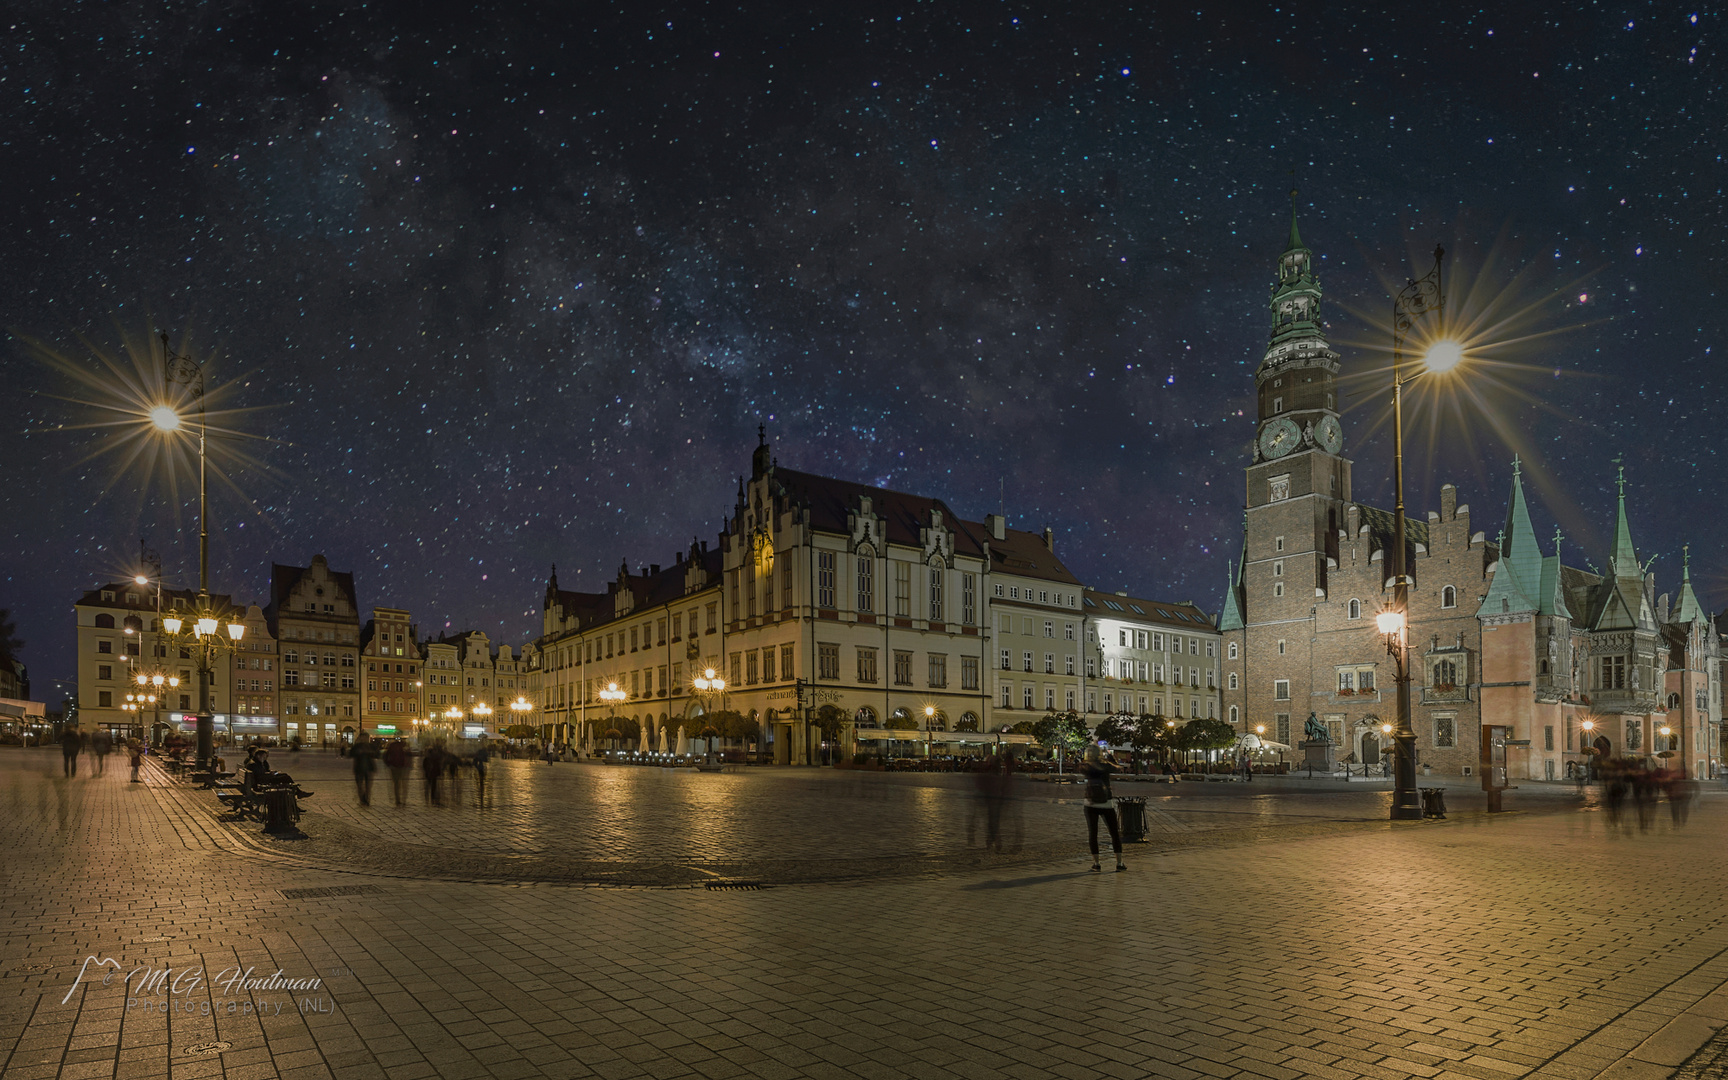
[882,711,919,731]
[1032,710,1091,770]
[1174,718,1237,768]
[953,713,979,733]
[0,608,22,669]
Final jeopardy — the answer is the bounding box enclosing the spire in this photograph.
[1539,528,1572,620]
[1608,455,1640,579]
[1217,552,1245,632]
[1674,543,1706,624]
[1481,458,1542,616]
[1285,185,1304,252]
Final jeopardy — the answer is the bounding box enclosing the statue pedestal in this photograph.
[1300,740,1336,772]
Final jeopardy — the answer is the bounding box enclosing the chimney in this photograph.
[1043,527,1055,551]
[650,564,661,575]
[986,514,1006,541]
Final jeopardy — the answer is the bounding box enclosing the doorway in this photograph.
[1360,731,1380,765]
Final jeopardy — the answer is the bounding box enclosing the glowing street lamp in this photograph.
[1382,246,1455,821]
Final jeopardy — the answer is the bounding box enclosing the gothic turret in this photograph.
[1252,190,1344,467]
[1481,458,1542,617]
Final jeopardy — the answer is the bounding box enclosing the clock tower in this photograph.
[1240,196,1351,620]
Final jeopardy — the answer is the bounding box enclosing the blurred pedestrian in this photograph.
[126,738,145,783]
[92,729,112,776]
[1664,767,1697,828]
[544,740,556,766]
[422,740,444,805]
[384,738,411,805]
[473,740,492,805]
[446,745,463,802]
[350,730,379,806]
[1081,744,1126,872]
[60,726,83,777]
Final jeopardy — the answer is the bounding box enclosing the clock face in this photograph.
[1258,417,1302,460]
[1316,416,1343,454]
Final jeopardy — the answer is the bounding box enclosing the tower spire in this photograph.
[1675,541,1706,623]
[1608,455,1640,579]
[1286,183,1304,252]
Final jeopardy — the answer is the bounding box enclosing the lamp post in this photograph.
[690,669,724,762]
[151,333,245,770]
[598,681,627,753]
[1384,245,1450,821]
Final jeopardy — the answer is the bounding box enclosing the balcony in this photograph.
[1420,684,1471,706]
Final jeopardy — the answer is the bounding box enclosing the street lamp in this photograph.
[1384,246,1453,821]
[151,332,245,770]
[924,704,937,762]
[688,670,722,762]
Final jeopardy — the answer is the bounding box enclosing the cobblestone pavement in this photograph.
[180,749,1605,886]
[3,746,1726,1080]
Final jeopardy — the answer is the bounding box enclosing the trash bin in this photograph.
[262,789,301,835]
[1419,788,1447,819]
[1116,796,1148,843]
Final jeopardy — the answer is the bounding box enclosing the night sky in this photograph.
[4,2,1723,702]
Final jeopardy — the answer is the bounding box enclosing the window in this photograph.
[929,654,947,688]
[98,665,112,681]
[1000,684,1013,707]
[961,573,975,625]
[1338,671,1354,693]
[1277,639,1286,655]
[1045,687,1056,710]
[1067,688,1077,711]
[1434,716,1457,748]
[746,652,759,685]
[1119,630,1128,647]
[1044,620,1055,639]
[893,562,912,617]
[1228,641,1239,660]
[730,652,742,686]
[1022,651,1033,672]
[1023,684,1035,709]
[1065,656,1075,675]
[1229,705,1239,724]
[1276,714,1291,743]
[1441,586,1457,608]
[999,649,1010,670]
[858,647,878,683]
[961,656,979,690]
[857,553,874,612]
[1086,657,1097,678]
[1228,672,1238,690]
[760,647,776,683]
[817,551,836,608]
[1044,653,1055,674]
[1274,582,1284,597]
[98,690,113,708]
[1273,560,1284,577]
[1432,659,1459,689]
[1274,680,1290,700]
[1348,599,1361,619]
[1065,623,1075,641]
[782,561,794,609]
[928,563,944,622]
[994,583,1005,597]
[98,640,112,654]
[1602,655,1627,690]
[893,650,914,686]
[1275,536,1285,552]
[1544,725,1555,751]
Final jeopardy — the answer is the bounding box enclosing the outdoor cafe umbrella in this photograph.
[674,724,688,756]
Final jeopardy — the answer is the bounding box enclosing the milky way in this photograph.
[3,2,1722,697]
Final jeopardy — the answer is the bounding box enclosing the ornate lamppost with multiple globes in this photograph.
[149,333,245,770]
[688,669,723,761]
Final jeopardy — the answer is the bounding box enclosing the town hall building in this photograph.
[1218,206,1722,780]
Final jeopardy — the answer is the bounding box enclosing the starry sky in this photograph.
[3,1,1723,702]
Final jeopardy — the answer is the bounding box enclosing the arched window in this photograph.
[1228,672,1239,690]
[854,706,879,728]
[1228,642,1239,660]
[927,558,945,622]
[1441,586,1457,608]
[1348,599,1361,620]
[1669,693,1682,710]
[94,613,115,628]
[957,712,980,732]
[1229,705,1239,724]
[123,615,143,633]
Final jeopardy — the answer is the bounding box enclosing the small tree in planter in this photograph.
[1033,710,1092,773]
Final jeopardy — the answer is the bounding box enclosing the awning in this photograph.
[853,730,1034,746]
[0,698,46,719]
